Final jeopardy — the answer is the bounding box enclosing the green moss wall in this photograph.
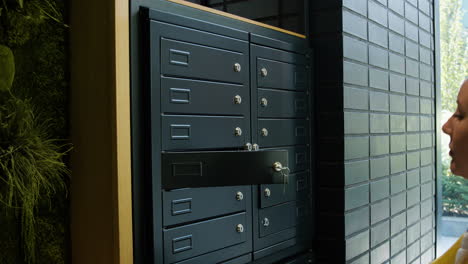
[0,1,70,263]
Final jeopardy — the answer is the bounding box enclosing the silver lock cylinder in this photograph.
[261,128,268,137]
[263,218,270,227]
[260,67,268,77]
[273,161,283,172]
[234,95,242,104]
[236,224,244,233]
[252,143,259,151]
[236,191,244,201]
[264,188,271,197]
[260,98,268,107]
[234,63,241,72]
[244,142,252,151]
[235,127,242,136]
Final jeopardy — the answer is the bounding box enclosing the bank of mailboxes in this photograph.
[147,9,312,264]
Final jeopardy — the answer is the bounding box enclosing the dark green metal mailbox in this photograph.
[131,1,314,263]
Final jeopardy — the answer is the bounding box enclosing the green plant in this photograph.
[0,0,70,263]
[440,0,468,217]
[0,45,15,92]
[442,174,468,216]
[0,96,70,263]
[440,0,468,113]
[441,156,468,216]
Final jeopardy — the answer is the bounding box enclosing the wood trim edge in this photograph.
[166,0,307,39]
[113,0,133,263]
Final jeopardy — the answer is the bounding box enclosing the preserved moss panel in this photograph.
[0,0,70,263]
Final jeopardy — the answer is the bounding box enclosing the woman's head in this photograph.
[442,79,468,178]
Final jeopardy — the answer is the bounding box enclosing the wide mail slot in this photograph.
[163,186,250,226]
[161,77,249,116]
[162,115,248,150]
[163,212,248,263]
[161,38,247,84]
[161,150,288,189]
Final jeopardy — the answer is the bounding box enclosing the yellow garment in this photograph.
[455,232,468,264]
[432,234,463,264]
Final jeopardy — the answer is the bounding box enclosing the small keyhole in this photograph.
[234,63,241,72]
[236,191,244,201]
[234,95,242,104]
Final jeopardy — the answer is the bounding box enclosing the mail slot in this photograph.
[257,119,310,147]
[163,212,248,263]
[161,150,288,189]
[162,115,249,150]
[257,58,307,91]
[161,77,249,116]
[260,171,309,208]
[163,186,250,226]
[257,89,308,118]
[258,202,297,237]
[161,38,247,84]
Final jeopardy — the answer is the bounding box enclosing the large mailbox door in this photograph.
[136,3,313,264]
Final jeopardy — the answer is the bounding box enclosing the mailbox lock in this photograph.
[273,161,283,172]
[234,63,242,72]
[236,191,244,201]
[252,143,259,151]
[260,67,268,77]
[235,127,242,136]
[273,162,290,185]
[264,188,271,197]
[260,98,268,107]
[236,224,244,233]
[244,142,253,151]
[263,218,270,227]
[234,95,242,104]
[261,128,268,137]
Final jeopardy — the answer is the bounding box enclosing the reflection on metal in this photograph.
[234,94,242,104]
[235,127,242,136]
[273,161,283,172]
[233,62,242,72]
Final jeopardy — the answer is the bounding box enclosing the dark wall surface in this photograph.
[311,0,437,263]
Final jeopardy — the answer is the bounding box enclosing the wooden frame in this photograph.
[166,0,307,38]
[70,0,132,263]
[69,0,306,262]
